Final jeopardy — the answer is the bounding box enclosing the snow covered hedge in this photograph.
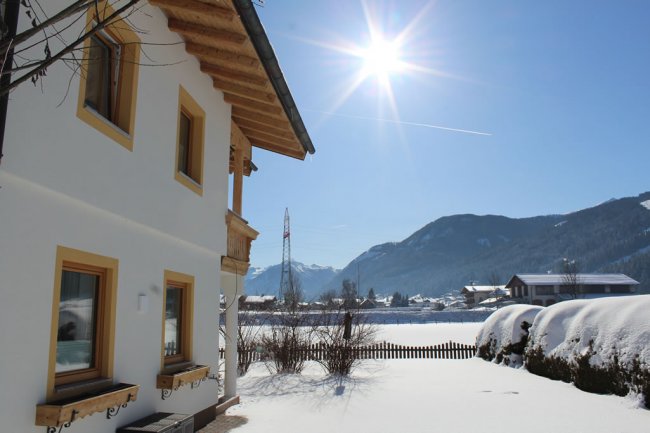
[525,295,650,408]
[476,305,543,366]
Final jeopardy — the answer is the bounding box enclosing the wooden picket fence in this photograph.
[219,340,476,363]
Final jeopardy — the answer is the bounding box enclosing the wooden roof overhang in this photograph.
[150,0,315,163]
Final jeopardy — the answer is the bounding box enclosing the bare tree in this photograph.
[312,308,377,376]
[488,271,501,290]
[260,311,312,374]
[283,273,304,312]
[319,288,337,308]
[561,258,582,299]
[340,278,357,310]
[0,1,148,97]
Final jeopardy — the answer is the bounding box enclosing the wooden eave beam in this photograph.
[150,0,235,20]
[168,18,246,45]
[231,107,288,128]
[239,126,298,149]
[200,62,267,87]
[213,78,276,103]
[248,137,305,159]
[232,117,296,141]
[223,93,283,116]
[186,42,259,69]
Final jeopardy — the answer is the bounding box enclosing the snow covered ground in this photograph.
[223,323,650,433]
[376,322,482,345]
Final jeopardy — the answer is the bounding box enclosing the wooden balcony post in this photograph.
[233,146,244,215]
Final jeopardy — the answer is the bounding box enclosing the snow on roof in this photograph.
[243,295,276,303]
[462,285,506,293]
[509,274,639,286]
[478,296,512,305]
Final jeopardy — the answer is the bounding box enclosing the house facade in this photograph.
[460,285,507,308]
[506,274,639,307]
[0,1,313,432]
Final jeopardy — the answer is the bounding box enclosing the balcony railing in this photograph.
[223,210,258,275]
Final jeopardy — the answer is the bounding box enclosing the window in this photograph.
[162,271,194,367]
[77,1,140,150]
[48,246,118,400]
[84,33,120,121]
[174,86,205,196]
[535,286,554,296]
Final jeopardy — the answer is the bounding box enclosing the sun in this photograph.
[360,38,403,78]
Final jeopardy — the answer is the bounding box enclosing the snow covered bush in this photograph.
[525,295,650,408]
[476,305,543,366]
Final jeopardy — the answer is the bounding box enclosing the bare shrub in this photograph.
[312,309,377,376]
[260,312,313,374]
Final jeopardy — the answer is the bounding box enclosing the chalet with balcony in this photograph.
[0,1,313,432]
[506,274,639,307]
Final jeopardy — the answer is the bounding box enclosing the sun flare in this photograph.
[361,38,403,78]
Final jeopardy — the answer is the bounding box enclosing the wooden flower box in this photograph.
[35,383,139,428]
[156,365,210,391]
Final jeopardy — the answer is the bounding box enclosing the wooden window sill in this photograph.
[156,365,210,399]
[35,383,139,428]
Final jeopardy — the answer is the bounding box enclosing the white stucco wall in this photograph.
[0,2,231,432]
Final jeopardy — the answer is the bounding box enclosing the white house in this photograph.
[460,285,508,308]
[0,1,314,432]
[506,274,639,307]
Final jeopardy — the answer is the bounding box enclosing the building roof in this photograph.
[243,295,276,303]
[462,285,506,293]
[506,274,639,287]
[151,0,314,160]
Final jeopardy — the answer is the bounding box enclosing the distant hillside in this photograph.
[245,261,340,300]
[323,191,650,296]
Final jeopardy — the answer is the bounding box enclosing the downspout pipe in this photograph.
[0,0,20,165]
[233,0,315,156]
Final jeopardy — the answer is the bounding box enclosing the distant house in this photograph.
[461,285,508,308]
[240,295,277,311]
[505,274,639,307]
[359,299,377,309]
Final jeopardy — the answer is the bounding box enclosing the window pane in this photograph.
[85,36,112,119]
[56,270,99,373]
[178,112,192,176]
[165,286,182,357]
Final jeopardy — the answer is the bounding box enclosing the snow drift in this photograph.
[476,304,543,365]
[526,295,650,408]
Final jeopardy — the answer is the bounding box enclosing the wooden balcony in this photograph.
[222,210,258,276]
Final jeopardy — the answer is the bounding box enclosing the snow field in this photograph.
[228,323,650,433]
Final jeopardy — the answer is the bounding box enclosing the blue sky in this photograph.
[239,0,650,270]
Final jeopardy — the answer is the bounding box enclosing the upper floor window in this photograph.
[174,86,205,196]
[77,1,140,151]
[85,33,120,122]
[177,110,193,176]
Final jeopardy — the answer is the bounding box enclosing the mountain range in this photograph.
[247,191,650,298]
[245,262,340,300]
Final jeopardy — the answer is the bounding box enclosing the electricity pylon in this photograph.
[279,208,292,301]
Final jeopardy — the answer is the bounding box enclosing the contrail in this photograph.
[304,109,492,136]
